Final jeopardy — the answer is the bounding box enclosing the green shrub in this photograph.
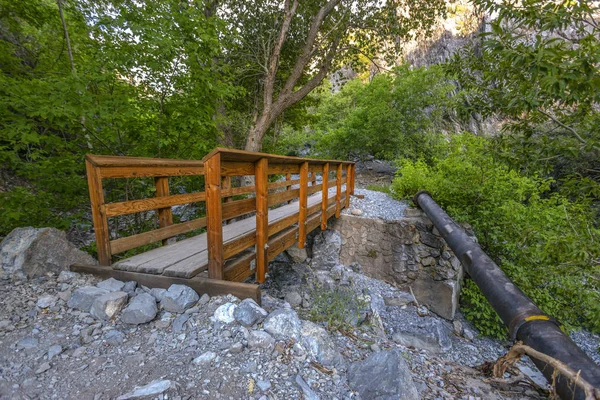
[392,133,600,337]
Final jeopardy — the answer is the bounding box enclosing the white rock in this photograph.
[214,302,237,324]
[192,351,216,366]
[116,380,175,400]
[36,295,56,309]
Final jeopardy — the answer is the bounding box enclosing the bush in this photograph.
[392,133,600,337]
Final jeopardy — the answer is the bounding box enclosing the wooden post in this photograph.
[222,176,232,225]
[321,163,329,230]
[255,158,269,283]
[155,177,174,246]
[351,164,356,195]
[285,172,292,204]
[205,153,223,280]
[345,164,351,208]
[298,161,309,248]
[336,163,342,218]
[86,159,111,265]
[311,170,316,186]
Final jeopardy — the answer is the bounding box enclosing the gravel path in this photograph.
[343,188,408,220]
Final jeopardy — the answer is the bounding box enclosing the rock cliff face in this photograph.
[330,209,466,320]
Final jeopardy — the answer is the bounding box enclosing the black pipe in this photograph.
[413,191,600,400]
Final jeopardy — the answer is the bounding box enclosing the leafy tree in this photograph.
[217,0,447,152]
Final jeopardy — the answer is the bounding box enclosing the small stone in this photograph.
[192,351,216,366]
[116,379,175,400]
[17,337,39,350]
[453,320,463,336]
[247,330,275,350]
[96,278,125,292]
[72,346,87,358]
[0,320,14,331]
[256,380,271,391]
[384,292,415,307]
[214,302,237,324]
[57,290,71,302]
[233,299,267,327]
[35,362,51,374]
[90,291,128,320]
[104,330,125,345]
[36,295,57,309]
[149,288,166,302]
[295,375,320,400]
[160,285,199,313]
[350,209,363,216]
[229,342,244,354]
[121,293,158,325]
[185,306,200,315]
[123,281,137,295]
[263,309,302,340]
[284,291,302,308]
[47,344,62,360]
[57,270,79,283]
[67,286,109,312]
[198,293,210,306]
[463,329,475,341]
[172,314,189,333]
[370,344,380,352]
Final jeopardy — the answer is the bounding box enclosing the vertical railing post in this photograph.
[155,177,174,245]
[221,176,232,224]
[311,169,316,186]
[336,163,342,218]
[255,157,269,283]
[86,158,111,265]
[205,152,223,280]
[345,164,351,208]
[351,164,356,195]
[298,161,309,248]
[285,172,292,204]
[321,163,329,230]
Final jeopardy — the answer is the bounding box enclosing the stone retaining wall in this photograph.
[329,208,466,320]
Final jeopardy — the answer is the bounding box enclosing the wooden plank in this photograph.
[70,264,261,305]
[104,191,206,218]
[255,157,269,283]
[345,165,351,208]
[268,163,301,175]
[202,147,353,167]
[308,164,323,174]
[223,231,256,260]
[221,161,254,177]
[222,198,255,220]
[311,171,317,186]
[87,154,205,168]
[308,183,323,195]
[205,152,223,280]
[100,166,205,179]
[336,164,342,218]
[351,164,356,195]
[268,189,299,207]
[298,161,309,248]
[155,177,174,246]
[267,227,298,262]
[268,212,298,236]
[161,252,208,278]
[223,251,255,281]
[269,179,300,190]
[110,217,207,254]
[328,179,337,189]
[321,163,329,231]
[221,185,255,198]
[286,173,292,204]
[86,159,111,265]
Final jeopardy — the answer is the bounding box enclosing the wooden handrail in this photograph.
[85,148,355,284]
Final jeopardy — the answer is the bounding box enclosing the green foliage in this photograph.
[305,283,368,331]
[364,184,391,194]
[392,134,600,337]
[313,65,454,161]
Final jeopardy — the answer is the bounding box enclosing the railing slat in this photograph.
[255,157,269,283]
[155,177,174,246]
[205,152,223,279]
[298,161,309,248]
[103,192,206,218]
[321,163,329,230]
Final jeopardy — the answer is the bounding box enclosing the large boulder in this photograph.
[299,321,343,367]
[67,286,109,312]
[348,350,418,400]
[0,227,96,280]
[160,284,199,313]
[122,293,158,325]
[311,230,341,270]
[263,308,302,340]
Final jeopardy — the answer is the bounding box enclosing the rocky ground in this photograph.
[1,189,599,400]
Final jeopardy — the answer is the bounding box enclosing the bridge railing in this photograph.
[85,148,355,283]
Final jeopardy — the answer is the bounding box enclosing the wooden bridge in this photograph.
[71,148,355,303]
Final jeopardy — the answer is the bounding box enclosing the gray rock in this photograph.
[348,350,418,400]
[263,309,302,340]
[198,293,210,306]
[172,314,189,333]
[121,293,157,325]
[103,330,125,345]
[35,362,51,374]
[419,231,443,249]
[36,295,56,309]
[192,351,216,366]
[233,298,267,327]
[72,346,87,358]
[90,291,128,320]
[256,379,271,391]
[96,278,125,292]
[295,375,320,400]
[285,244,308,263]
[57,270,79,283]
[123,281,137,295]
[247,330,275,350]
[391,320,452,353]
[314,270,335,291]
[67,286,109,312]
[412,279,460,320]
[149,288,166,302]
[116,380,176,400]
[350,208,363,216]
[453,320,463,336]
[229,342,244,354]
[160,284,199,313]
[284,291,303,308]
[214,302,237,323]
[300,320,343,367]
[0,227,96,280]
[311,230,342,270]
[47,344,62,360]
[17,337,39,350]
[383,292,415,307]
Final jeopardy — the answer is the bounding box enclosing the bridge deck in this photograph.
[112,191,337,279]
